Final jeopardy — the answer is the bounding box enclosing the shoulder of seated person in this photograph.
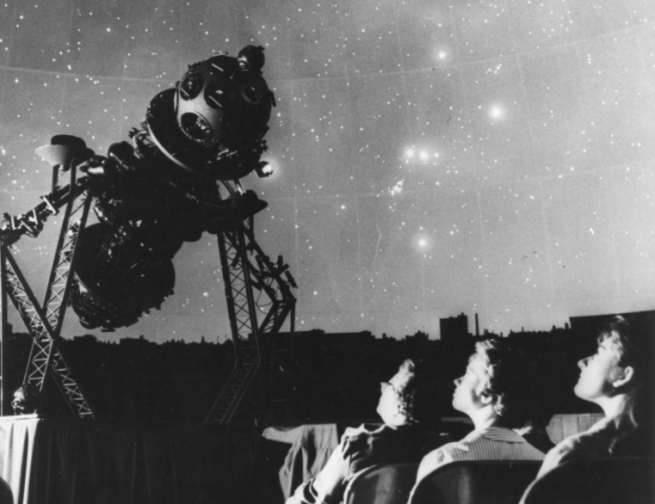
[542,439,579,470]
[341,425,383,448]
[587,416,615,434]
[423,440,467,460]
[558,419,614,447]
[547,432,586,460]
[417,444,456,478]
[343,423,377,438]
[553,420,615,455]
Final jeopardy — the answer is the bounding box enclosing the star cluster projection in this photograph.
[0,0,654,341]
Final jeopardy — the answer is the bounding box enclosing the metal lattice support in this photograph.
[42,191,91,334]
[204,218,296,426]
[240,221,295,336]
[0,166,94,418]
[204,223,261,426]
[2,249,93,417]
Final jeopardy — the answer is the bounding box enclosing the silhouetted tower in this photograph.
[440,313,469,343]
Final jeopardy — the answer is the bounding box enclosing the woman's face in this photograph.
[574,337,622,403]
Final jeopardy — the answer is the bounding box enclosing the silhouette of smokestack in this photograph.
[475,313,480,337]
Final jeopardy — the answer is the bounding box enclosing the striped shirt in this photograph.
[416,426,545,482]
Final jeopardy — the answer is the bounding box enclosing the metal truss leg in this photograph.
[0,162,94,417]
[1,248,93,417]
[204,224,261,426]
[204,219,296,426]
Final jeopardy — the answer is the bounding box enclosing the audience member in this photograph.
[286,359,449,504]
[11,383,40,415]
[535,315,654,479]
[415,339,544,483]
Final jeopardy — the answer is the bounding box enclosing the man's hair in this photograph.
[392,359,438,426]
[474,339,531,428]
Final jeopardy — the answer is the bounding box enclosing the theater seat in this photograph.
[343,463,418,504]
[521,457,655,504]
[409,460,542,504]
[0,477,13,504]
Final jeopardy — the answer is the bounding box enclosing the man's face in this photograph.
[12,390,26,413]
[452,354,488,415]
[574,337,621,402]
[376,367,409,425]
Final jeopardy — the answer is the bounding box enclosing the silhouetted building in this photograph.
[569,309,655,343]
[440,313,469,343]
[406,331,429,343]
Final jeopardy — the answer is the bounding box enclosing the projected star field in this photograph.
[0,0,654,342]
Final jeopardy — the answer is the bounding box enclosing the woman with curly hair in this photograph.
[415,338,545,483]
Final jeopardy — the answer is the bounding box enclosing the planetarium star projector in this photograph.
[68,46,277,329]
[0,46,296,423]
[148,45,275,178]
[1,45,291,330]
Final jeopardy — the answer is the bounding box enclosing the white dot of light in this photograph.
[488,103,506,121]
[260,163,274,176]
[412,232,433,253]
[432,47,452,64]
[259,155,282,180]
[404,145,441,166]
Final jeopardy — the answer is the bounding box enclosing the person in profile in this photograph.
[534,315,654,479]
[286,359,448,504]
[414,339,545,484]
[11,383,40,415]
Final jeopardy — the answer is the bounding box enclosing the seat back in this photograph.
[0,476,13,504]
[521,457,655,504]
[409,460,542,504]
[343,463,419,504]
